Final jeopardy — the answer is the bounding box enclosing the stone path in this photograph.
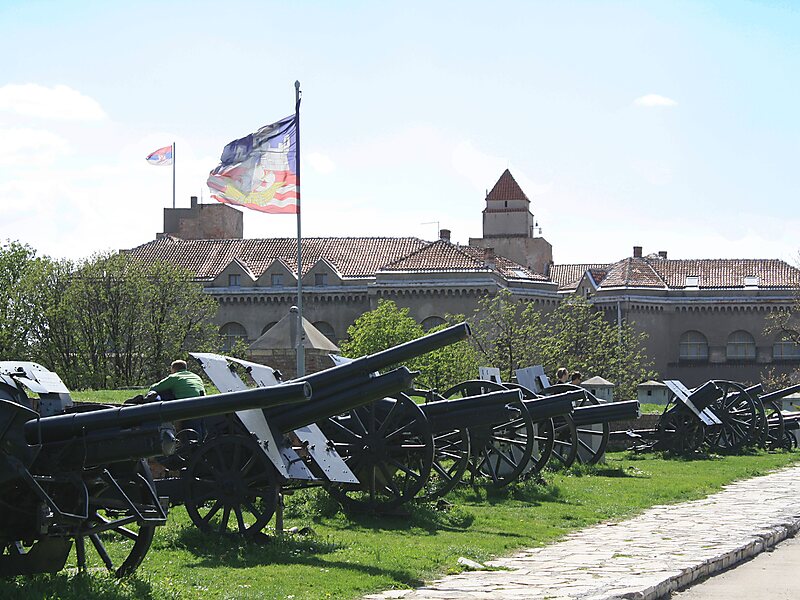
[366,465,800,600]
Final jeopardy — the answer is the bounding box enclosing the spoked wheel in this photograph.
[782,429,798,450]
[183,434,280,536]
[75,459,162,577]
[502,383,555,477]
[655,408,706,454]
[550,415,579,468]
[705,380,759,453]
[546,384,609,465]
[763,400,785,450]
[467,400,535,487]
[323,395,434,512]
[419,428,471,501]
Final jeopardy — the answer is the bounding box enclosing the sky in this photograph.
[1,0,799,266]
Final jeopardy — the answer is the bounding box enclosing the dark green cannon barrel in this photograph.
[523,390,579,421]
[293,323,470,391]
[269,367,416,432]
[759,383,800,404]
[25,382,312,445]
[571,400,640,427]
[420,389,523,432]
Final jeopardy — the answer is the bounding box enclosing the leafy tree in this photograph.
[764,289,800,386]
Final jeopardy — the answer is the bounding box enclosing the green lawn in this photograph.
[4,451,797,600]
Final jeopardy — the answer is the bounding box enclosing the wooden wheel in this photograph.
[705,380,758,453]
[323,395,434,512]
[183,434,279,536]
[656,408,706,454]
[502,383,555,477]
[763,400,785,450]
[550,414,579,468]
[545,384,609,465]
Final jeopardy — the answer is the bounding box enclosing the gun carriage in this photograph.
[0,361,310,577]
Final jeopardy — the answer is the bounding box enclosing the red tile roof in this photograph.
[486,169,529,203]
[552,257,800,291]
[125,236,549,283]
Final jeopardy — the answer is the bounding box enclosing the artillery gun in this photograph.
[0,361,310,577]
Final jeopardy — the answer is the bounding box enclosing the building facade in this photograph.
[126,171,800,387]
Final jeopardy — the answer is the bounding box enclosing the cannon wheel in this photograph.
[655,408,706,454]
[404,389,471,502]
[782,429,798,450]
[183,434,279,536]
[74,459,159,577]
[549,415,579,468]
[705,380,759,453]
[545,384,610,466]
[324,395,434,512]
[502,383,556,477]
[763,400,785,450]
[441,380,536,487]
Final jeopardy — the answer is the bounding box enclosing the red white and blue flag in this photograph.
[207,115,298,214]
[146,145,173,166]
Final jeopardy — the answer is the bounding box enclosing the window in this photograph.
[679,331,708,361]
[744,276,760,288]
[228,274,241,287]
[220,322,247,352]
[684,276,699,288]
[314,273,328,287]
[773,335,800,360]
[727,330,756,360]
[271,273,283,287]
[313,321,336,343]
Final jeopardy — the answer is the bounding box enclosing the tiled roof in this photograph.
[125,237,428,280]
[486,169,529,203]
[380,240,549,281]
[552,257,800,291]
[124,236,549,283]
[549,264,609,290]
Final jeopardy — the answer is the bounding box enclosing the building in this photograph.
[125,171,800,387]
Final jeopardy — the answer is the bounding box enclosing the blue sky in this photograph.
[1,0,798,264]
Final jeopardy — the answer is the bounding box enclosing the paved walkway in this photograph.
[366,465,800,600]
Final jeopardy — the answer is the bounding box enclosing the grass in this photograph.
[3,451,797,600]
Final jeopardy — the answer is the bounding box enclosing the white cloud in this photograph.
[307,152,336,175]
[634,94,678,108]
[0,84,107,120]
[0,127,71,165]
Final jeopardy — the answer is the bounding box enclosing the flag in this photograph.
[207,115,298,214]
[146,145,173,166]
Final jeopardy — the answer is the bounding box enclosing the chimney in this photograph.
[633,246,643,258]
[439,228,451,242]
[658,250,668,259]
[483,247,496,269]
[190,196,198,208]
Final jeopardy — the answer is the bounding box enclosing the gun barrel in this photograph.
[523,390,578,421]
[25,381,312,444]
[760,383,800,404]
[572,400,640,427]
[270,367,417,432]
[420,389,523,432]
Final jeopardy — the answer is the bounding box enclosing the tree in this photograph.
[764,289,800,386]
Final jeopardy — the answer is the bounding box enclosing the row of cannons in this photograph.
[623,379,800,455]
[0,323,641,578]
[2,321,796,579]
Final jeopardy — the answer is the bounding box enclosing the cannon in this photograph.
[0,360,310,577]
[175,323,471,523]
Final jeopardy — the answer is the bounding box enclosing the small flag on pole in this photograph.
[146,145,174,166]
[207,115,298,214]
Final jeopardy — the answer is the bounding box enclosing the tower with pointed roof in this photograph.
[469,169,553,276]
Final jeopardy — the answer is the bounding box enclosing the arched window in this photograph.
[421,316,446,331]
[773,334,800,360]
[261,322,278,336]
[313,321,336,343]
[679,331,708,361]
[220,322,247,352]
[727,330,756,360]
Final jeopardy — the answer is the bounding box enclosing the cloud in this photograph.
[307,152,336,175]
[0,84,107,120]
[634,94,678,108]
[0,127,71,165]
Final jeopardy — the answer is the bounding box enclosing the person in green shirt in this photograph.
[149,360,205,401]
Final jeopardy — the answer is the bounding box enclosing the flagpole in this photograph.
[294,80,305,378]
[172,141,176,209]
